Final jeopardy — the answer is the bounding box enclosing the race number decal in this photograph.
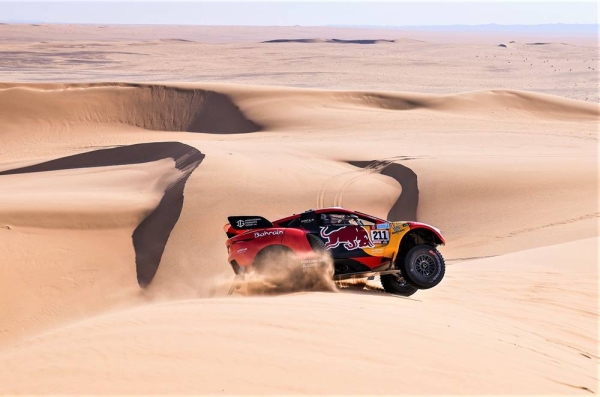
[370,230,389,243]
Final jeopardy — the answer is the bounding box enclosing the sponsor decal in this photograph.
[392,223,409,234]
[371,230,390,243]
[301,258,321,269]
[254,230,284,239]
[236,247,248,254]
[376,222,390,230]
[319,226,374,250]
[237,218,262,228]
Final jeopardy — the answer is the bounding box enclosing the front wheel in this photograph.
[398,245,445,289]
[380,274,418,296]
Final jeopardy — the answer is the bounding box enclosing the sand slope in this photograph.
[0,83,260,133]
[0,77,597,393]
[0,238,596,394]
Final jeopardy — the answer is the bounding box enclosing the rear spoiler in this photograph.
[228,216,273,230]
[224,216,273,238]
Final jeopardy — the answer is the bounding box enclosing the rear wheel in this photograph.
[248,245,300,295]
[398,245,445,289]
[380,274,418,296]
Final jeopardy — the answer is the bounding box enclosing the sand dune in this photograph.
[0,25,598,394]
[1,142,205,286]
[0,142,206,343]
[0,238,596,394]
[349,160,419,221]
[339,89,599,120]
[0,83,260,134]
[1,84,596,138]
[0,82,597,352]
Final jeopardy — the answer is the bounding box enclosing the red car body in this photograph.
[224,208,445,283]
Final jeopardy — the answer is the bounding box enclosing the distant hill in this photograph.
[329,24,598,33]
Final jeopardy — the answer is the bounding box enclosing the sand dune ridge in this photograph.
[0,83,261,133]
[335,89,600,120]
[0,142,205,287]
[1,84,597,141]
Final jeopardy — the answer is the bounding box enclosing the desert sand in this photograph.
[0,25,598,394]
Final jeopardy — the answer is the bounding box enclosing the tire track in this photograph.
[317,156,420,221]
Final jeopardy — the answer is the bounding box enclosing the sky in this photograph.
[0,1,597,26]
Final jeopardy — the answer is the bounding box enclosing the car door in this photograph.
[363,221,392,259]
[316,213,387,266]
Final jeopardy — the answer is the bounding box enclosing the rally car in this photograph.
[223,207,446,296]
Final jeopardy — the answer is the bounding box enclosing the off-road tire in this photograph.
[398,245,445,289]
[248,245,300,295]
[380,274,418,296]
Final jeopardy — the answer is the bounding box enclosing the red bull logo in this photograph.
[319,226,374,250]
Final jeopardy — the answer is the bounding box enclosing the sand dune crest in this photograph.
[0,83,261,133]
[336,89,600,120]
[0,142,205,287]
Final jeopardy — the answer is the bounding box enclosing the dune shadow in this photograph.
[0,142,205,288]
[186,89,262,133]
[349,160,419,221]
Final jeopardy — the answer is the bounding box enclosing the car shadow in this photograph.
[338,287,422,301]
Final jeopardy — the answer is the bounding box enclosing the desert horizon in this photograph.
[0,20,598,394]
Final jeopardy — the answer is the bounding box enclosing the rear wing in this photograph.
[224,216,273,238]
[228,216,272,230]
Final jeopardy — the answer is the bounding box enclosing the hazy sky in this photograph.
[0,1,597,26]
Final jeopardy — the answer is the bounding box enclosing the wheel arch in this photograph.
[395,228,444,265]
[408,225,445,245]
[252,244,296,269]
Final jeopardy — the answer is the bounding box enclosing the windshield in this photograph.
[319,213,366,226]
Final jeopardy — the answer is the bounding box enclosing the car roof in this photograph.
[273,207,385,224]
